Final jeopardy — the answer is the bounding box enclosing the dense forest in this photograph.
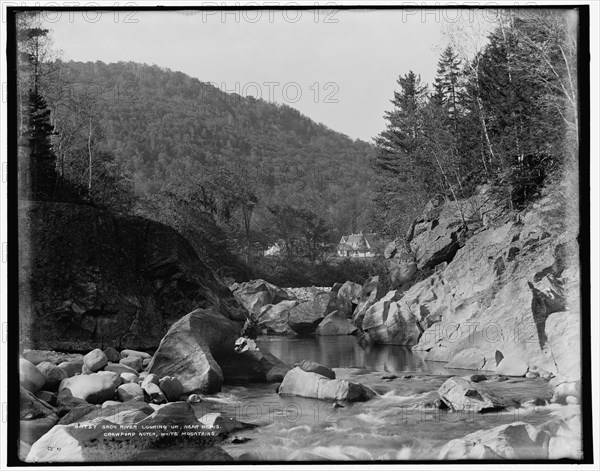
[17,9,578,285]
[372,10,578,237]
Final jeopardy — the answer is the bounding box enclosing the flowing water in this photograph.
[194,336,557,461]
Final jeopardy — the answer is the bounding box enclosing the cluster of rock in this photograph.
[332,189,581,407]
[229,279,360,337]
[434,375,581,459]
[20,347,182,445]
[438,408,581,460]
[19,306,294,461]
[22,394,247,462]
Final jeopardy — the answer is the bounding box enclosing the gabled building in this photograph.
[337,232,379,258]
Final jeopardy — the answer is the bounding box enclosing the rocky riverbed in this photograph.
[18,187,583,462]
[220,365,581,461]
[19,334,582,462]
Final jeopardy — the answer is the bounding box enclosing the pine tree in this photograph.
[372,71,433,235]
[434,46,463,130]
[26,89,58,200]
[477,17,564,207]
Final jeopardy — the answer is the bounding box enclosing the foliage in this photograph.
[40,60,376,239]
[24,56,378,279]
[371,71,433,236]
[24,89,58,200]
[372,10,579,241]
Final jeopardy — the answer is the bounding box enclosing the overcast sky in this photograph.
[39,8,496,142]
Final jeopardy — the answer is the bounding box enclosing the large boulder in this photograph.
[58,371,121,404]
[278,367,375,402]
[408,194,477,270]
[337,281,362,305]
[147,308,241,394]
[360,292,420,345]
[103,347,120,363]
[20,359,46,394]
[287,302,317,335]
[316,311,357,336]
[116,383,145,402]
[438,376,505,412]
[438,422,551,459]
[232,279,294,316]
[158,376,184,402]
[352,276,390,329]
[218,337,290,383]
[20,387,59,446]
[83,349,108,373]
[255,300,299,335]
[325,291,353,319]
[384,239,418,290]
[142,382,167,404]
[35,361,68,392]
[18,201,247,352]
[119,356,143,372]
[288,292,333,335]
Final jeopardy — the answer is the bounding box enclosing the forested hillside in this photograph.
[45,61,373,234]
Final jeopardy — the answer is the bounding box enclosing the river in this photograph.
[190,335,559,461]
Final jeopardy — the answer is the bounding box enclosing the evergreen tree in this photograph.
[433,45,463,130]
[372,71,434,235]
[477,16,563,207]
[26,89,58,200]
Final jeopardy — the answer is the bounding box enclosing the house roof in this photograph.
[338,233,379,251]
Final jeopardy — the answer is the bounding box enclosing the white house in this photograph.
[337,232,379,258]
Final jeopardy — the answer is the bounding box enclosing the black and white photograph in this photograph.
[1,1,597,467]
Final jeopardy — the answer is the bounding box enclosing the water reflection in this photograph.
[257,335,448,374]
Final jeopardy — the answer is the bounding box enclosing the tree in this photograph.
[433,45,463,133]
[25,89,58,200]
[476,13,568,207]
[263,204,332,264]
[193,163,259,262]
[372,71,433,236]
[296,208,332,264]
[17,13,59,140]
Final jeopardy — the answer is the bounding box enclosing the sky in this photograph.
[39,8,496,142]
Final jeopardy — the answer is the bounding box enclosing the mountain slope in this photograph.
[49,60,376,240]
